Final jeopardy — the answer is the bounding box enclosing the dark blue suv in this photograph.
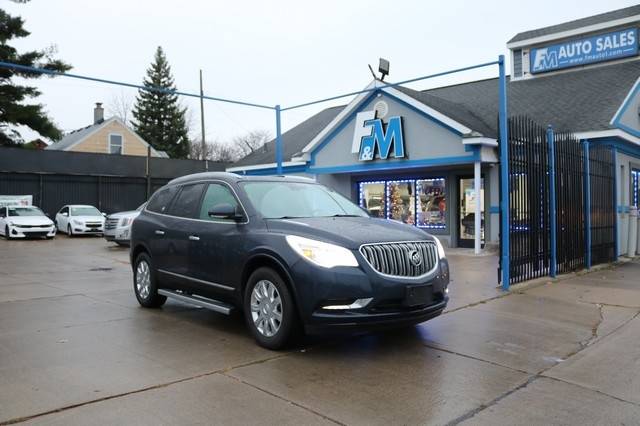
[130,172,449,349]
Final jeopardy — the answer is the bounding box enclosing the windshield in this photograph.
[8,207,45,217]
[70,206,101,216]
[242,181,368,219]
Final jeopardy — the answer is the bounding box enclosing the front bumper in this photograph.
[8,225,56,239]
[71,223,104,234]
[290,256,450,333]
[104,226,131,243]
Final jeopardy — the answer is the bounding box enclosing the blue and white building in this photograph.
[229,5,640,255]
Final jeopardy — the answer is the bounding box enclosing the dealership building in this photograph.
[229,5,640,253]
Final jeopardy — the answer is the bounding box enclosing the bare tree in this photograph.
[107,91,134,124]
[232,130,270,159]
[189,140,237,162]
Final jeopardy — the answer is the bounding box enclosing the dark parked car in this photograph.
[130,172,450,349]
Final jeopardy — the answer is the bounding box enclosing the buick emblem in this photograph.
[409,250,422,267]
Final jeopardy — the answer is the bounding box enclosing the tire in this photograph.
[67,225,73,237]
[244,267,298,350]
[5,225,12,240]
[133,252,166,308]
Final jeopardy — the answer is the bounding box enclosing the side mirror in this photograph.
[62,212,68,217]
[208,203,243,221]
[102,212,107,217]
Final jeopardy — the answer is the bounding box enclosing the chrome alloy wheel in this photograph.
[136,260,151,299]
[250,280,282,337]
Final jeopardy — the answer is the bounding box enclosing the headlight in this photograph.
[121,218,132,227]
[433,236,446,259]
[285,235,358,268]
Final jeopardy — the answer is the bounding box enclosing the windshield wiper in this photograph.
[329,214,362,217]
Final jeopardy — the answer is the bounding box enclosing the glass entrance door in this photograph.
[458,177,484,248]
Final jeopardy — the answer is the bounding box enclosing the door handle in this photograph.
[188,235,200,241]
[155,230,165,236]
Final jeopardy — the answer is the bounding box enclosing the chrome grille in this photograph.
[105,218,119,230]
[360,241,438,278]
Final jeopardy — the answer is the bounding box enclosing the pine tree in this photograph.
[0,1,71,145]
[131,47,190,159]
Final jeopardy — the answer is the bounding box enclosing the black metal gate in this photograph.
[505,117,550,284]
[554,130,584,274]
[588,145,616,264]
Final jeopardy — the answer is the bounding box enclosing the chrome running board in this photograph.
[158,289,234,315]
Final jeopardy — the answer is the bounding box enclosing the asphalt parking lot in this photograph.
[1,236,640,425]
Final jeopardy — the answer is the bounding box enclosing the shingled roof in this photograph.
[233,60,640,168]
[508,5,640,44]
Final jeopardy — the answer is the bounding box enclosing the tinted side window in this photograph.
[147,186,178,214]
[199,183,240,221]
[167,184,206,218]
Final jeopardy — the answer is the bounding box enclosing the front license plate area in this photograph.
[404,285,433,307]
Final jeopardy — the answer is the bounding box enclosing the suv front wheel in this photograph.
[244,267,297,350]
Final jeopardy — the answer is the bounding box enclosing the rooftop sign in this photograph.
[530,28,638,74]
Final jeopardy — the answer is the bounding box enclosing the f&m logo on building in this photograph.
[351,110,405,161]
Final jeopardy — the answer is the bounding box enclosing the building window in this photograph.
[359,178,446,229]
[416,178,446,229]
[513,49,523,78]
[387,180,415,225]
[109,134,123,154]
[359,181,386,218]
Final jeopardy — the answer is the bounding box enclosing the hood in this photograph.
[107,210,140,219]
[7,216,53,226]
[71,215,105,223]
[265,216,434,249]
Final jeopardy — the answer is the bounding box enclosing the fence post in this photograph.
[275,104,283,175]
[547,125,557,277]
[583,140,592,268]
[498,55,510,290]
[146,145,151,200]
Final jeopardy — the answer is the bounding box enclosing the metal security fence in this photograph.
[500,117,611,285]
[0,148,227,215]
[588,145,616,265]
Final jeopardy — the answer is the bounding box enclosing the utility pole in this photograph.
[199,69,206,160]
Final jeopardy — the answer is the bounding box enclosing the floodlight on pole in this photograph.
[378,58,390,81]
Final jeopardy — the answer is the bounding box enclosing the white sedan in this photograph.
[0,205,56,239]
[55,205,106,236]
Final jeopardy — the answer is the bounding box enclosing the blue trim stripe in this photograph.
[489,206,500,214]
[611,80,640,132]
[308,153,480,174]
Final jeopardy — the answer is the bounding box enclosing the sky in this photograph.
[4,0,638,145]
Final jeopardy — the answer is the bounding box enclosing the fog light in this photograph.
[11,229,18,235]
[322,298,373,310]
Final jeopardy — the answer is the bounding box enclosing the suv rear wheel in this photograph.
[133,252,166,308]
[244,267,297,350]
